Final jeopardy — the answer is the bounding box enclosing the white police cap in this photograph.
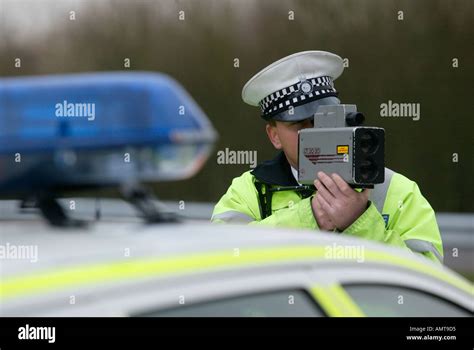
[242,51,344,121]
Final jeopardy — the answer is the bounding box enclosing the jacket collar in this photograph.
[251,151,299,186]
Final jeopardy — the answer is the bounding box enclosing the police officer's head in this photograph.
[242,51,344,168]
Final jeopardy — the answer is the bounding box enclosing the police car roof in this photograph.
[0,206,454,279]
[2,202,472,313]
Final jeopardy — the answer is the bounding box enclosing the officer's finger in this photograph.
[315,199,333,222]
[313,198,334,230]
[314,190,329,216]
[314,194,323,211]
[331,173,353,196]
[313,197,324,218]
[317,171,341,197]
[315,179,335,204]
[316,193,333,215]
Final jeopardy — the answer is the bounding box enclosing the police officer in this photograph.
[212,51,443,263]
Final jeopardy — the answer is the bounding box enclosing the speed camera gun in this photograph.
[298,105,385,188]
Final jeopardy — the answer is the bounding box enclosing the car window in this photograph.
[344,284,471,317]
[134,290,325,317]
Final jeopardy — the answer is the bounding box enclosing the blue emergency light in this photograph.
[0,72,217,198]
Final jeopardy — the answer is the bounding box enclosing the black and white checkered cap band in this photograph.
[259,76,337,119]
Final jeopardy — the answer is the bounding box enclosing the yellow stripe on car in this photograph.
[311,284,365,317]
[1,246,471,301]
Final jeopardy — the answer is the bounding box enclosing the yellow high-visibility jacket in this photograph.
[212,152,443,263]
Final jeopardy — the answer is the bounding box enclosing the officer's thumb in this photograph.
[361,188,372,199]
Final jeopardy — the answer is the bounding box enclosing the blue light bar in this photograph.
[0,72,217,197]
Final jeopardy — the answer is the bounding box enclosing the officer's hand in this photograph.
[313,171,371,231]
[311,194,336,231]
